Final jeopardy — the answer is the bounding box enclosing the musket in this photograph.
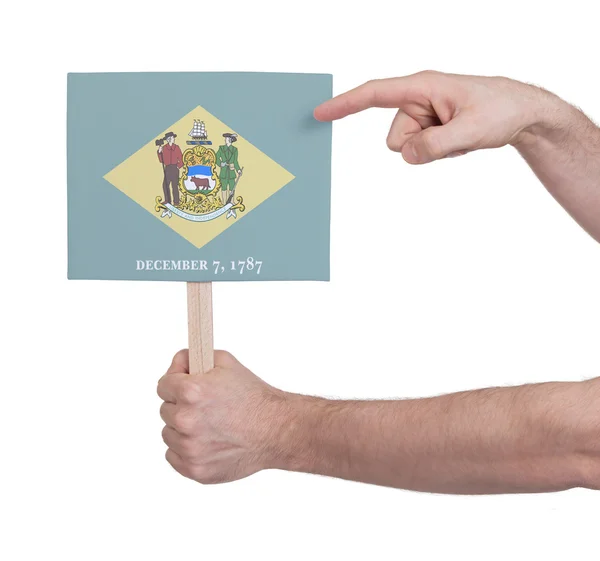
[226,167,244,205]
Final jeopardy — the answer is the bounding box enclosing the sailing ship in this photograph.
[187,120,212,145]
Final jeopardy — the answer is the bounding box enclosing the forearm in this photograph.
[270,379,600,494]
[515,91,600,242]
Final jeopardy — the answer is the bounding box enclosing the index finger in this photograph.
[157,350,191,403]
[313,76,425,122]
[167,349,190,375]
[157,372,191,403]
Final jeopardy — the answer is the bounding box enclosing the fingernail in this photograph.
[403,143,419,164]
[411,144,419,161]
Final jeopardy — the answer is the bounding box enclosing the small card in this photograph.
[67,72,332,281]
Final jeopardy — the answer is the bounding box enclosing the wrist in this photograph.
[263,392,336,473]
[512,87,580,148]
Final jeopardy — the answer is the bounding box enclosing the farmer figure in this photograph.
[216,133,242,205]
[157,131,183,206]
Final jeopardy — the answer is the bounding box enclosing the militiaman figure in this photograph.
[216,133,242,205]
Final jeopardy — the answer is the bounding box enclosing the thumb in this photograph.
[402,117,479,165]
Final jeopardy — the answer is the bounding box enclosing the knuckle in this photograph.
[171,349,189,370]
[159,402,172,425]
[172,409,195,434]
[418,69,440,78]
[157,375,169,397]
[165,449,181,470]
[214,350,236,367]
[165,450,194,479]
[178,379,201,404]
[362,79,380,104]
[189,465,207,483]
[167,349,189,375]
[181,464,198,480]
[174,349,188,362]
[165,451,226,485]
[190,465,220,485]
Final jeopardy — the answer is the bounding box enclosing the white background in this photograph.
[1,0,599,559]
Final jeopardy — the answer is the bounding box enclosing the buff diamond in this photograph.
[104,105,295,249]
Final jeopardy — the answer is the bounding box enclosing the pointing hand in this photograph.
[314,71,554,165]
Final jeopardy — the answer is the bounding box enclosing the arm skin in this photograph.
[314,71,600,243]
[158,351,600,493]
[515,100,600,242]
[157,73,600,493]
[279,379,600,494]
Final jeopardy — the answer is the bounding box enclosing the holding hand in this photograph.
[157,350,288,484]
[157,347,600,493]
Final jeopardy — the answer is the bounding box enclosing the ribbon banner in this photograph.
[161,202,237,222]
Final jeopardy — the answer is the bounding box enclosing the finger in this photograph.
[157,372,199,404]
[165,448,196,480]
[402,116,481,165]
[160,402,198,435]
[157,350,190,402]
[162,425,193,458]
[159,402,177,426]
[167,349,190,375]
[156,372,190,403]
[314,76,428,121]
[386,110,422,153]
[162,425,178,448]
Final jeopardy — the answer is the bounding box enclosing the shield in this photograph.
[184,164,216,194]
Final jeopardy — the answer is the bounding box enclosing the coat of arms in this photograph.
[104,103,295,250]
[155,120,246,222]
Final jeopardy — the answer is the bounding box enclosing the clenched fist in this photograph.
[157,350,290,484]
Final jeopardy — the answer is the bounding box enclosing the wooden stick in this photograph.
[187,282,214,375]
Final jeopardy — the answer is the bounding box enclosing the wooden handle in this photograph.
[187,282,214,375]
